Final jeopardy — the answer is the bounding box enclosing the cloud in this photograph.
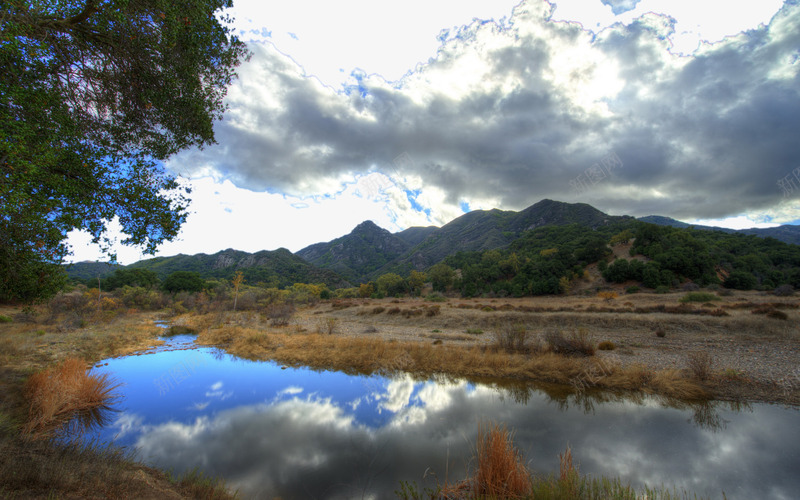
[169,0,800,227]
[127,381,800,499]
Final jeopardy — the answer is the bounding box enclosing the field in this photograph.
[181,290,800,405]
[0,288,798,498]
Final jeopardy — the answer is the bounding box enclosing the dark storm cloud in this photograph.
[171,0,800,221]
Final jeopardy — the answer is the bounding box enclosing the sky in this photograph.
[66,0,800,264]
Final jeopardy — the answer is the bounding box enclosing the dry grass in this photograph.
[686,351,714,382]
[191,315,709,400]
[401,422,705,500]
[22,357,120,438]
[472,423,531,498]
[544,329,596,357]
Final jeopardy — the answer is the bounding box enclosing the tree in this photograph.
[162,271,205,293]
[231,270,244,311]
[0,1,249,302]
[376,273,407,297]
[407,270,426,296]
[101,268,159,291]
[428,263,455,292]
[723,270,757,290]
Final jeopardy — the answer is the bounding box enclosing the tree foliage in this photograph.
[100,268,159,291]
[162,271,205,293]
[0,0,249,302]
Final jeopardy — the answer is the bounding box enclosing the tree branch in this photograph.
[66,0,99,26]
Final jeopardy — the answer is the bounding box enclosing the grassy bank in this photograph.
[0,304,237,499]
[187,313,710,401]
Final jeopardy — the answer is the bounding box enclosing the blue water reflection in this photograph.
[85,335,800,500]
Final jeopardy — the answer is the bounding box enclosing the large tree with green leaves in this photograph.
[0,0,249,302]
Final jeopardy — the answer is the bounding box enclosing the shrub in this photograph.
[318,317,338,335]
[371,306,386,314]
[682,282,700,292]
[495,322,529,353]
[680,292,720,303]
[266,303,295,326]
[766,309,788,320]
[655,286,670,294]
[597,341,616,351]
[625,286,640,294]
[716,288,733,297]
[425,305,441,317]
[466,328,484,335]
[686,351,713,381]
[545,329,595,357]
[774,284,794,297]
[387,307,401,315]
[597,291,618,301]
[425,292,447,302]
[654,329,666,338]
[0,314,12,323]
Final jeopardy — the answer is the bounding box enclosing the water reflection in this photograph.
[84,336,799,500]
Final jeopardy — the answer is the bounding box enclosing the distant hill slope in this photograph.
[297,199,634,282]
[295,221,413,282]
[66,248,349,288]
[638,216,800,245]
[63,261,121,281]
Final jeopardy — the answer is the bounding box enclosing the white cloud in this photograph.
[66,0,798,264]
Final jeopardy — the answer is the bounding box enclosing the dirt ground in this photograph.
[287,291,800,406]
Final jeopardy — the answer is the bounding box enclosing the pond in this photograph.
[81,333,800,499]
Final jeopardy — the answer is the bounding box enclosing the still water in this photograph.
[82,334,799,499]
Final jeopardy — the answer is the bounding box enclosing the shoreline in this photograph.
[182,292,799,407]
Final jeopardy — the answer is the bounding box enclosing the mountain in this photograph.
[63,261,122,281]
[295,221,412,282]
[638,216,800,245]
[66,248,349,288]
[297,200,633,282]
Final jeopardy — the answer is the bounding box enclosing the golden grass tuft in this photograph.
[473,423,531,498]
[23,357,120,437]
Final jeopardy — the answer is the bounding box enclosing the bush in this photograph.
[266,303,295,326]
[597,291,618,301]
[766,309,788,320]
[680,292,720,303]
[682,282,700,292]
[0,314,11,323]
[774,284,794,297]
[425,292,447,302]
[495,322,529,353]
[317,317,338,335]
[425,305,441,317]
[654,329,666,338]
[686,351,713,381]
[597,341,616,351]
[655,286,670,294]
[545,329,595,357]
[625,286,640,294]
